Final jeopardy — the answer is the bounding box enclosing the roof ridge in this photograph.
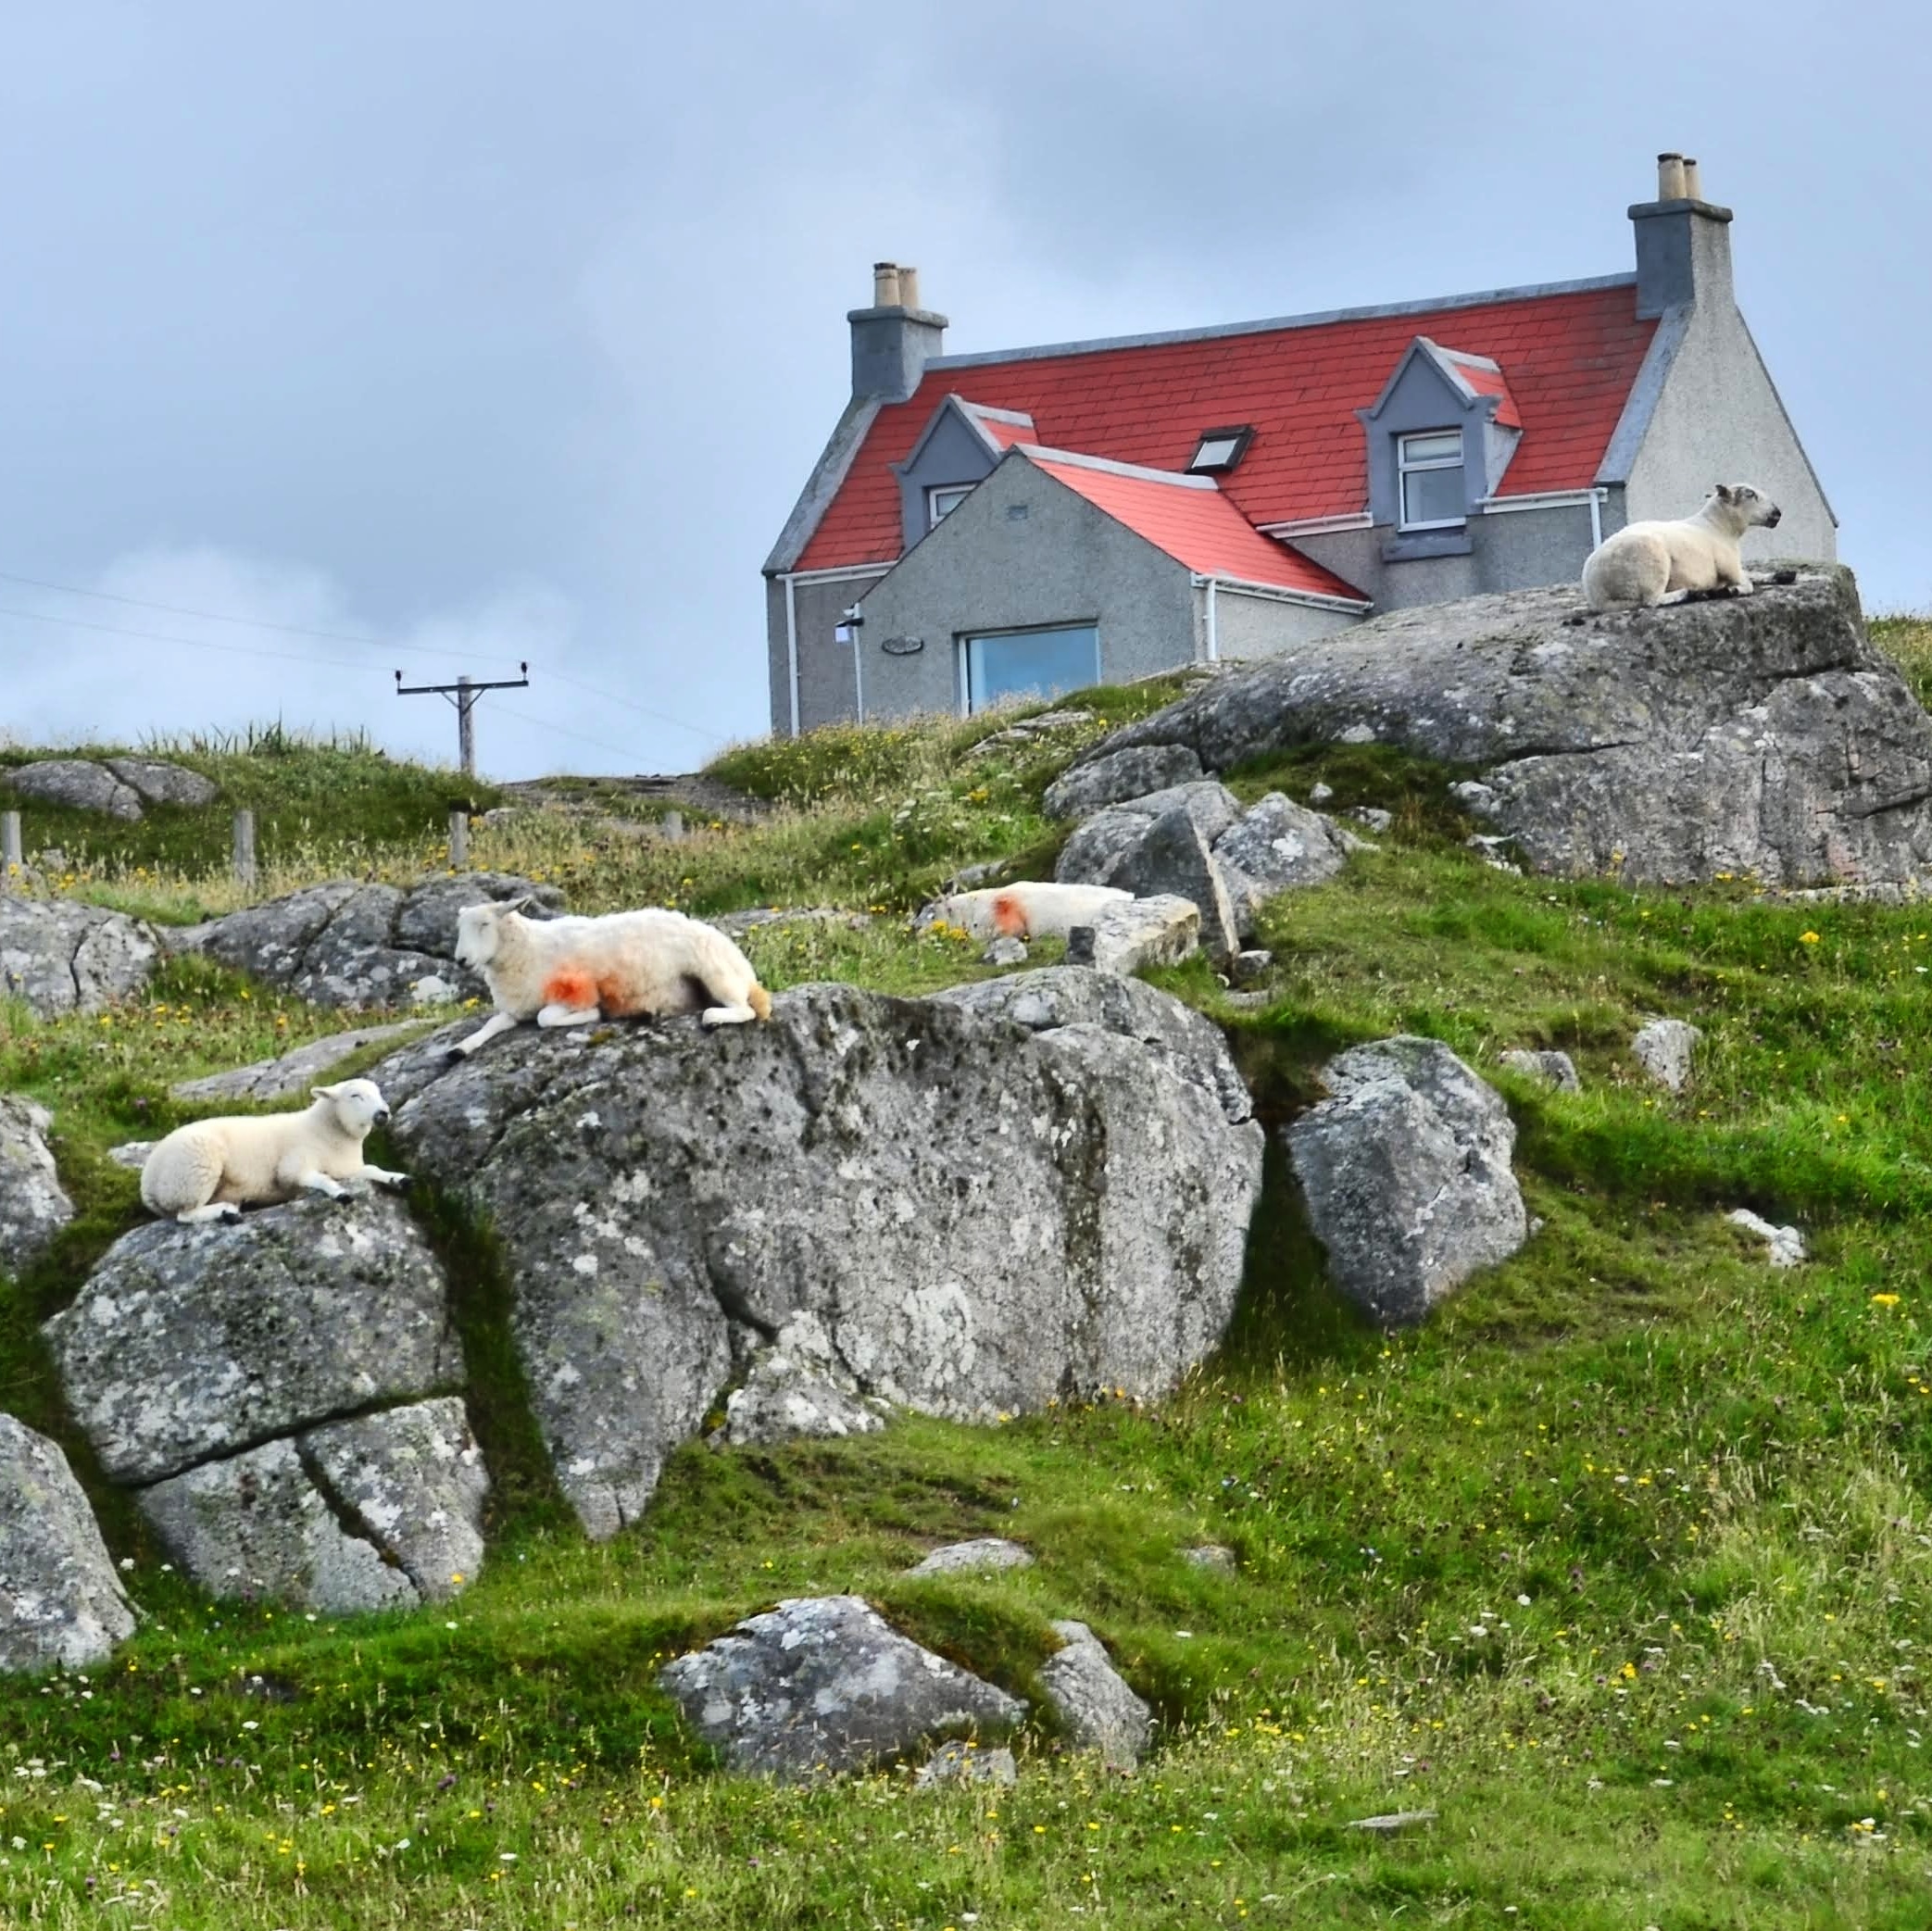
[927,272,1637,371]
[1022,445,1218,489]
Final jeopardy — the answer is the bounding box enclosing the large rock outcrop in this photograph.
[659,1595,1023,1780]
[0,897,160,1018]
[3,756,216,819]
[376,969,1262,1538]
[1078,571,1932,888]
[44,1196,487,1611]
[0,1415,137,1673]
[168,872,562,1009]
[0,1097,72,1275]
[1286,1036,1526,1327]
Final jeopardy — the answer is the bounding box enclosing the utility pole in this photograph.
[394,663,530,780]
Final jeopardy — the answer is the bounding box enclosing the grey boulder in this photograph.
[170,1021,426,1103]
[722,1313,889,1447]
[1039,1619,1152,1768]
[0,897,160,1018]
[45,1194,463,1485]
[103,759,220,809]
[906,1538,1035,1578]
[1632,1018,1700,1094]
[1065,895,1200,976]
[168,872,562,1010]
[378,970,1261,1538]
[1286,1035,1527,1327]
[0,1096,72,1275]
[1043,744,1204,821]
[1084,571,1932,889]
[915,1741,1017,1787]
[0,1415,137,1673]
[659,1595,1023,1780]
[1499,1048,1582,1093]
[1054,781,1243,887]
[1211,792,1351,934]
[6,759,144,821]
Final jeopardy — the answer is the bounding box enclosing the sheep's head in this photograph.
[311,1078,392,1140]
[1710,482,1782,534]
[454,900,509,969]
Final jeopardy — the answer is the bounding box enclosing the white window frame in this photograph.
[927,483,974,529]
[1396,430,1466,532]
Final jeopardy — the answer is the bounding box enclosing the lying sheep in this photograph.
[448,900,772,1059]
[139,1078,406,1225]
[1582,482,1783,609]
[916,880,1133,943]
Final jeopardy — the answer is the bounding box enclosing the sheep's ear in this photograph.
[1713,483,1733,503]
[310,1085,331,1102]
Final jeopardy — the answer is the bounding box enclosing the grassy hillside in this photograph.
[6,663,1932,1925]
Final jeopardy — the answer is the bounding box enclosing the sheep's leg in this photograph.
[294,1171,353,1202]
[700,1002,757,1027]
[536,1002,600,1029]
[177,1202,244,1226]
[447,1010,522,1059]
[350,1163,409,1188]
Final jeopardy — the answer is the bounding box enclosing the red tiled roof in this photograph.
[1026,452,1367,601]
[960,403,1035,451]
[795,282,1654,571]
[1440,351,1523,431]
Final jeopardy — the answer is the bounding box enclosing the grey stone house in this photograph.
[764,154,1834,734]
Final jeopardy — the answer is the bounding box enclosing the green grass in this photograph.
[7,685,1932,1922]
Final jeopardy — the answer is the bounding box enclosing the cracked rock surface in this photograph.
[1079,571,1932,888]
[0,1415,137,1673]
[0,1095,73,1275]
[44,1195,464,1485]
[0,897,160,1018]
[376,969,1262,1539]
[1039,1619,1152,1767]
[166,872,562,1010]
[659,1595,1023,1779]
[1286,1035,1527,1328]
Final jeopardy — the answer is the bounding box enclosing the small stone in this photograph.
[106,1141,155,1170]
[1231,949,1273,984]
[1065,895,1199,975]
[914,1741,1017,1788]
[1039,1620,1151,1768]
[1466,834,1522,873]
[1499,1048,1581,1093]
[907,1538,1035,1577]
[1182,1544,1236,1571]
[1631,1018,1701,1094]
[1726,1209,1805,1269]
[1348,1809,1437,1833]
[1309,782,1334,803]
[981,935,1029,968]
[1348,807,1395,834]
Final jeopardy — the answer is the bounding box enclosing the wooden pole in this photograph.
[232,809,257,888]
[448,808,470,869]
[457,676,475,779]
[1,810,20,883]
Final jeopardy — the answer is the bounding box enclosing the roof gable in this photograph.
[791,279,1655,572]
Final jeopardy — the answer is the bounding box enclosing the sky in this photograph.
[1,3,1926,780]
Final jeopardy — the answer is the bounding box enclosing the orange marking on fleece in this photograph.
[542,967,599,1011]
[990,892,1030,938]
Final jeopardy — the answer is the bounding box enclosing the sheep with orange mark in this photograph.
[447,900,772,1059]
[915,880,1133,944]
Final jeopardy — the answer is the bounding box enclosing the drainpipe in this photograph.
[1204,577,1220,664]
[783,573,800,737]
[1588,487,1604,552]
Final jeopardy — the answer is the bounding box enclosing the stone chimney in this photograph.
[849,260,948,403]
[1630,151,1734,320]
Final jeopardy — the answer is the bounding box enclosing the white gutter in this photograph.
[1474,489,1600,514]
[786,562,894,585]
[783,572,800,737]
[1256,510,1374,539]
[1191,571,1373,615]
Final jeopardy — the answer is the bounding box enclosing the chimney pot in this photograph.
[1681,157,1702,200]
[872,261,902,307]
[896,265,921,312]
[1656,152,1687,200]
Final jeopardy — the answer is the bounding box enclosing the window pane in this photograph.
[1192,436,1239,469]
[930,486,972,526]
[1400,431,1462,466]
[966,626,1099,712]
[1401,462,1465,526]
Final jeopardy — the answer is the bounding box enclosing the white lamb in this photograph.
[1581,483,1783,610]
[139,1078,406,1225]
[448,900,772,1059]
[915,880,1134,943]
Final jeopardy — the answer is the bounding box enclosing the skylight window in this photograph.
[1187,425,1253,475]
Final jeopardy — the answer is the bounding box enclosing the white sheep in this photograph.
[1582,483,1784,610]
[915,880,1133,943]
[448,901,772,1059]
[139,1078,406,1225]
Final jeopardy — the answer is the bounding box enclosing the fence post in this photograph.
[232,809,257,889]
[1,810,19,884]
[448,809,470,870]
[662,809,684,844]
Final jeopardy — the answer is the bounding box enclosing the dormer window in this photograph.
[1397,430,1466,530]
[928,483,974,528]
[1186,425,1253,475]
